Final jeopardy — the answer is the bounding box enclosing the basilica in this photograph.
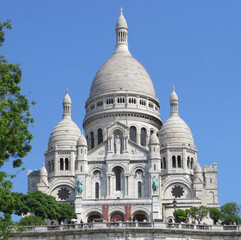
[27,10,219,223]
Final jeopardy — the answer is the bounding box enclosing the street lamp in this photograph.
[173,198,177,211]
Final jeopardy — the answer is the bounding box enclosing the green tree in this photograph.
[57,203,77,224]
[15,191,59,220]
[173,209,190,223]
[189,206,209,224]
[221,202,241,225]
[18,216,47,226]
[0,20,35,240]
[209,208,222,224]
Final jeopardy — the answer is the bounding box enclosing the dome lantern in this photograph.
[170,86,179,116]
[63,89,72,120]
[115,8,129,53]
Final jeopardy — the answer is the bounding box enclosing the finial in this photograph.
[172,85,175,92]
[42,163,45,167]
[66,88,69,94]
[120,7,123,15]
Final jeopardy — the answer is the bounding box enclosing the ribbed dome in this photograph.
[116,14,127,29]
[77,134,87,146]
[150,133,159,145]
[89,53,156,98]
[159,115,194,146]
[40,164,48,176]
[48,118,81,149]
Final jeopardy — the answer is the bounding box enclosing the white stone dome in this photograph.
[77,134,87,146]
[40,164,48,176]
[150,133,159,145]
[89,53,156,98]
[116,13,127,29]
[48,118,81,149]
[159,115,194,146]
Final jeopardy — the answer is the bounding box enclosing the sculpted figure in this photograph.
[76,179,83,196]
[152,176,159,194]
[115,135,121,154]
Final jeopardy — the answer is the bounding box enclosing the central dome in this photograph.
[89,52,156,98]
[88,11,156,99]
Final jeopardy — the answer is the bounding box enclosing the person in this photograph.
[80,219,84,228]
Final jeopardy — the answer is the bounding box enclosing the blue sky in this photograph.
[1,0,241,213]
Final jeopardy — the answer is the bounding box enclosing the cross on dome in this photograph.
[120,7,123,15]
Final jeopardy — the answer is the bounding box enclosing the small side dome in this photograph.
[150,133,159,145]
[77,134,87,146]
[116,10,128,29]
[63,89,71,104]
[194,163,202,173]
[40,164,48,176]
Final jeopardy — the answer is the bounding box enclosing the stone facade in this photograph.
[27,11,219,224]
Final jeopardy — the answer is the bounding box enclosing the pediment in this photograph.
[106,121,128,136]
[128,140,149,158]
[88,140,107,159]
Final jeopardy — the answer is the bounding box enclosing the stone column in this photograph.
[137,131,141,145]
[183,149,187,172]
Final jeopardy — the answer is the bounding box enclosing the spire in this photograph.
[115,8,129,53]
[63,89,72,119]
[170,86,179,116]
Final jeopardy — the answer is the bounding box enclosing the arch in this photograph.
[130,164,145,175]
[133,210,148,222]
[140,127,147,146]
[48,160,51,172]
[89,165,103,176]
[172,156,176,168]
[162,179,194,199]
[209,191,215,203]
[97,128,103,144]
[60,158,64,170]
[130,126,137,143]
[87,211,102,223]
[177,155,181,168]
[90,132,94,149]
[110,211,125,222]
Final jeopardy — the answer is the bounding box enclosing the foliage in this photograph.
[57,203,76,224]
[15,191,59,220]
[209,208,222,224]
[189,206,209,224]
[18,215,47,226]
[173,209,190,223]
[221,202,241,225]
[0,20,35,239]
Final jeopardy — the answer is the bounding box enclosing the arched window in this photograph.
[65,158,69,170]
[187,157,190,169]
[95,182,99,199]
[90,132,94,149]
[97,128,103,144]
[140,128,147,146]
[138,181,142,198]
[51,160,54,171]
[191,158,194,169]
[164,158,166,169]
[114,168,122,191]
[172,156,176,168]
[177,156,181,168]
[150,130,154,135]
[130,126,137,143]
[48,160,51,172]
[60,158,64,170]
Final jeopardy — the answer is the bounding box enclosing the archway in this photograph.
[87,212,102,223]
[133,211,148,222]
[110,211,125,222]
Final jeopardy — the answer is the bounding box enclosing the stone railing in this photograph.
[12,222,241,233]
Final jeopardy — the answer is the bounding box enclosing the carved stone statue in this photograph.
[126,232,132,240]
[152,176,159,194]
[115,135,121,154]
[76,179,83,196]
